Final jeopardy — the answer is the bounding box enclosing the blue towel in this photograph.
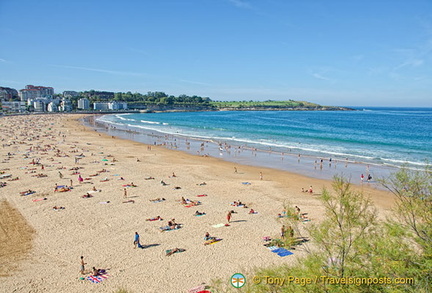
[277,250,293,257]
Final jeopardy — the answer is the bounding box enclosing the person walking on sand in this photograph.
[227,211,232,224]
[234,167,237,173]
[80,256,86,275]
[260,172,263,180]
[58,171,63,179]
[123,188,127,199]
[134,232,143,249]
[281,225,286,238]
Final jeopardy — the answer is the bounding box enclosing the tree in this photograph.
[212,175,430,292]
[380,167,432,291]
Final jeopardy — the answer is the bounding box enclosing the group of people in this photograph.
[80,256,106,276]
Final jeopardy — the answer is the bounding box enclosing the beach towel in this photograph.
[146,218,163,221]
[204,238,222,245]
[211,223,225,228]
[188,285,209,293]
[268,246,293,257]
[86,273,109,283]
[196,194,207,197]
[151,199,165,203]
[20,191,35,196]
[242,182,251,185]
[32,198,47,202]
[165,248,186,256]
[160,226,181,232]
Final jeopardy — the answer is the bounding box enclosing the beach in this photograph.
[0,114,396,293]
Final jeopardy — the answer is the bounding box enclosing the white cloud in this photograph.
[52,65,146,77]
[227,0,252,9]
[312,73,330,81]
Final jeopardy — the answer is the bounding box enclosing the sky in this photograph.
[1,0,431,107]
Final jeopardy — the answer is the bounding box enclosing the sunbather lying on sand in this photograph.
[144,176,155,180]
[146,216,163,221]
[231,200,248,208]
[149,198,165,202]
[53,206,65,210]
[91,267,106,276]
[194,211,205,216]
[82,193,93,198]
[20,189,35,195]
[165,248,185,256]
[168,219,181,229]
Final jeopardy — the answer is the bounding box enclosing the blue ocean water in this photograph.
[96,107,431,171]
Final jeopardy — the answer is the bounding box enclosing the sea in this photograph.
[88,107,432,184]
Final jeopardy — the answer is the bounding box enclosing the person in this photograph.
[249,209,255,214]
[367,174,372,182]
[288,225,294,238]
[227,211,232,224]
[281,225,286,238]
[360,174,364,182]
[295,206,301,219]
[58,171,63,179]
[204,232,215,241]
[309,186,313,194]
[92,267,101,276]
[123,188,127,199]
[134,232,142,249]
[80,256,86,275]
[146,216,163,221]
[168,219,179,229]
[194,211,204,216]
[259,172,263,180]
[78,175,83,184]
[166,248,183,256]
[234,167,237,173]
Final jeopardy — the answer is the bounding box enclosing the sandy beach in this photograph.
[0,114,396,293]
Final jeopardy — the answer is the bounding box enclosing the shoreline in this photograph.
[0,114,396,292]
[87,114,398,188]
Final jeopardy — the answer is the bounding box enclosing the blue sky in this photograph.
[1,0,431,107]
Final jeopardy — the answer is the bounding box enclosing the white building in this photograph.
[19,85,54,101]
[77,98,90,110]
[47,102,58,112]
[93,101,128,111]
[93,102,110,111]
[109,101,128,110]
[59,98,73,112]
[1,100,26,112]
[33,100,46,112]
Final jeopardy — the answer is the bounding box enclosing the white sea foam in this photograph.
[140,120,161,124]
